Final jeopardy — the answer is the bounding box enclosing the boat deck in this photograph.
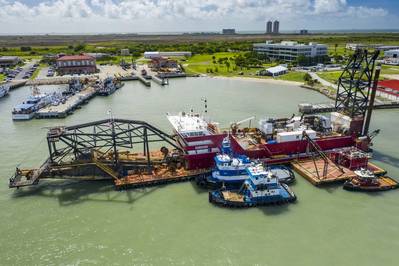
[221,191,244,202]
[291,159,386,186]
[114,168,210,189]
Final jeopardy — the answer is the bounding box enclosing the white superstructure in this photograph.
[167,112,217,138]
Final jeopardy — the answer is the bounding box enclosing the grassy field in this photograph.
[277,71,306,82]
[381,65,399,75]
[184,52,276,76]
[0,73,5,82]
[316,71,342,84]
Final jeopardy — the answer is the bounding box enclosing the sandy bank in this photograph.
[208,76,304,86]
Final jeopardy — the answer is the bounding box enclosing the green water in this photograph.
[0,78,398,265]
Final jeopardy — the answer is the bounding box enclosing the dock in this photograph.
[137,75,151,87]
[299,102,399,114]
[36,86,97,118]
[152,75,169,86]
[292,159,386,186]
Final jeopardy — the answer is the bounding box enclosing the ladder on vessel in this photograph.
[92,151,119,180]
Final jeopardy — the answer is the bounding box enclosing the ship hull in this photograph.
[12,113,35,120]
[183,134,355,170]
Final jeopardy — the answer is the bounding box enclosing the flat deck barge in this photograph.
[114,168,210,190]
[292,159,386,186]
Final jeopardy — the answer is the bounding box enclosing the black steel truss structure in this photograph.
[46,118,182,166]
[335,50,380,118]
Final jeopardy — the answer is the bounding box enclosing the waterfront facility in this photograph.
[253,41,328,62]
[56,55,97,75]
[377,80,399,101]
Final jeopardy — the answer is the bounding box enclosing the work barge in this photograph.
[9,119,210,189]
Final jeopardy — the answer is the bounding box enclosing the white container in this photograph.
[276,129,316,143]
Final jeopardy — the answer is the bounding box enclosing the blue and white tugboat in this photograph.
[197,136,295,188]
[209,164,297,208]
[97,77,119,96]
[203,136,254,188]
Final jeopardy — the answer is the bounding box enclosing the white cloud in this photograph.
[0,0,391,33]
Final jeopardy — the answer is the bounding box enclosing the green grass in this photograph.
[381,65,399,75]
[0,73,5,82]
[277,71,306,82]
[316,71,342,84]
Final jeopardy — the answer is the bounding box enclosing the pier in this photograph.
[36,86,97,118]
[137,75,151,87]
[299,102,399,114]
[152,75,169,86]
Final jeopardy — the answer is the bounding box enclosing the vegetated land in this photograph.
[316,71,343,84]
[1,32,398,83]
[0,73,5,82]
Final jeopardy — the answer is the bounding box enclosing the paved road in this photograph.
[308,72,338,89]
[15,60,38,80]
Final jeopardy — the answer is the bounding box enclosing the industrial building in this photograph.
[253,41,328,62]
[383,49,399,65]
[56,55,97,75]
[299,29,309,35]
[149,57,178,70]
[222,29,236,35]
[257,65,288,77]
[0,56,21,67]
[144,51,192,59]
[346,43,367,51]
[266,21,273,34]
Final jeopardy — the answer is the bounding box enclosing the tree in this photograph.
[20,46,32,52]
[303,73,312,83]
[334,43,338,54]
[225,61,230,71]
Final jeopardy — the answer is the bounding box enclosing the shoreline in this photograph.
[207,75,304,86]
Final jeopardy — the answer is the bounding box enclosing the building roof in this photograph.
[266,65,288,74]
[0,56,20,61]
[378,80,399,91]
[57,55,95,61]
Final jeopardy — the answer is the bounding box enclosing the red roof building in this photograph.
[56,54,97,75]
[377,80,399,101]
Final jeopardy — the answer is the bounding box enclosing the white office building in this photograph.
[253,41,328,62]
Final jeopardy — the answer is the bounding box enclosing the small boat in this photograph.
[0,84,10,98]
[343,168,399,192]
[209,164,297,208]
[97,77,117,96]
[12,87,53,120]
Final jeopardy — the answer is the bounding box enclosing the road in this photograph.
[15,60,38,80]
[308,72,338,89]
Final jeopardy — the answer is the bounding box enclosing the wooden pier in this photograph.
[36,86,97,118]
[292,159,386,186]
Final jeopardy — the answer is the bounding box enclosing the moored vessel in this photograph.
[0,84,10,98]
[11,87,53,120]
[209,164,297,208]
[343,168,399,192]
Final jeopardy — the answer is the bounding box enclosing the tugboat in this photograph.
[203,137,254,189]
[198,136,295,188]
[209,164,297,208]
[343,168,399,192]
[97,77,117,96]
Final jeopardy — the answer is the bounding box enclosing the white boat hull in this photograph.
[12,113,35,120]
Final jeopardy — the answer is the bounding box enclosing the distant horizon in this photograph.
[0,0,397,35]
[1,28,399,36]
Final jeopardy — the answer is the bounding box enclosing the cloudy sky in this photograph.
[0,0,397,34]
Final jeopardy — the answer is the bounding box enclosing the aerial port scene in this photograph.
[1,0,399,265]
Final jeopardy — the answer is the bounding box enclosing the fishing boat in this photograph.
[0,84,10,98]
[343,168,399,192]
[12,87,53,120]
[209,164,296,208]
[97,77,117,96]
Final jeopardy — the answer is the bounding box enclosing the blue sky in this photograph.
[0,0,397,34]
